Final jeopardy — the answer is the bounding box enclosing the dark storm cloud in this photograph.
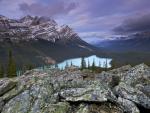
[113,14,150,34]
[80,0,123,17]
[0,0,150,40]
[19,0,77,17]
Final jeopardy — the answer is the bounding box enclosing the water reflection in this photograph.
[17,55,112,76]
[54,55,112,70]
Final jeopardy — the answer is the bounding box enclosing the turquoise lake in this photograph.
[54,55,112,69]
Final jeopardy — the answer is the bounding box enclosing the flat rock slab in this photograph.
[0,79,17,96]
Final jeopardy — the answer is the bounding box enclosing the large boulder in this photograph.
[108,65,132,74]
[121,63,150,85]
[42,102,70,113]
[60,81,117,103]
[0,64,150,113]
[76,104,89,113]
[0,98,4,112]
[0,79,17,96]
[76,103,123,113]
[118,97,140,113]
[95,71,121,88]
[2,90,31,113]
[2,75,55,113]
[114,82,150,109]
[95,65,132,88]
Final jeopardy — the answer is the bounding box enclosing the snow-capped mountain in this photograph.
[0,15,81,43]
[95,31,150,52]
[0,15,95,67]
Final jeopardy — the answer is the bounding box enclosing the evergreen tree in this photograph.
[105,58,108,71]
[65,61,69,68]
[7,50,17,77]
[55,64,58,68]
[26,64,35,70]
[92,59,96,72]
[81,57,86,70]
[0,63,4,78]
[110,60,116,69]
[88,59,90,69]
[103,61,106,71]
[99,61,101,67]
[61,67,64,70]
[71,61,73,66]
[98,61,103,73]
[22,65,27,74]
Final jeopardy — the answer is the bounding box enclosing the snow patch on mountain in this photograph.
[0,15,80,43]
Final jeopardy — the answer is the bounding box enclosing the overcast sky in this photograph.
[0,0,150,43]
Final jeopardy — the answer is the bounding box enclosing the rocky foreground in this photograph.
[0,64,150,113]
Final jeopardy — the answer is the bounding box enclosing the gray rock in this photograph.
[76,103,123,113]
[2,90,31,113]
[95,65,132,88]
[121,63,150,85]
[60,81,117,103]
[76,104,89,113]
[95,71,116,85]
[1,75,55,113]
[118,97,140,113]
[42,102,70,113]
[0,79,17,96]
[0,63,150,113]
[109,65,132,74]
[114,82,150,109]
[135,84,150,97]
[0,98,4,112]
[96,71,121,88]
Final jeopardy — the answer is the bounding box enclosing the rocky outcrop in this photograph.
[0,64,149,113]
[60,81,117,103]
[114,82,150,109]
[117,97,140,113]
[0,79,17,96]
[121,63,150,86]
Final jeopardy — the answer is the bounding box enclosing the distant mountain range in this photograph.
[1,15,150,67]
[0,15,95,67]
[95,31,150,52]
[94,31,150,66]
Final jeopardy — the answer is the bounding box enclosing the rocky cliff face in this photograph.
[0,64,149,113]
[0,15,81,43]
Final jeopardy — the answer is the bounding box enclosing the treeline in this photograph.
[0,53,119,78]
[0,50,16,78]
[0,50,35,78]
[80,57,113,73]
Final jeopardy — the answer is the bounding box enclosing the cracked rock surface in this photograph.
[0,64,150,113]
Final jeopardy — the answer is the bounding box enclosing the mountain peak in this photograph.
[0,15,82,43]
[32,16,57,26]
[20,15,34,21]
[0,15,8,20]
[20,15,34,26]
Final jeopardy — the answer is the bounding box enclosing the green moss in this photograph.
[76,104,89,113]
[42,102,70,113]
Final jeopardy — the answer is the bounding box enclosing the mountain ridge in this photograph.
[95,31,150,52]
[0,15,96,67]
[0,15,80,42]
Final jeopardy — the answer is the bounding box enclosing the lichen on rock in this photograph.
[0,63,150,113]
